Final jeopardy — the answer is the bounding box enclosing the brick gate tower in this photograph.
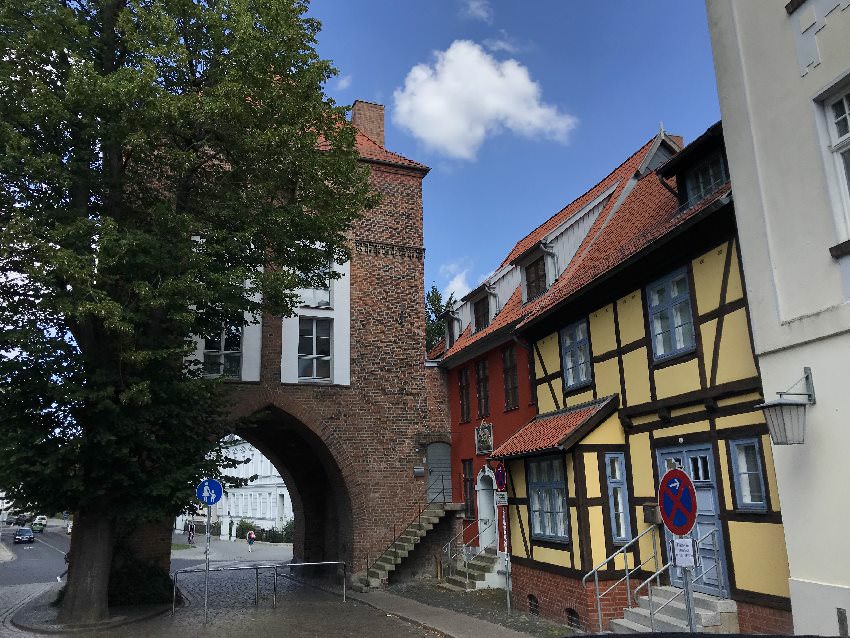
[209,101,452,576]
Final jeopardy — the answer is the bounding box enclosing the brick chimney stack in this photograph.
[351,100,384,147]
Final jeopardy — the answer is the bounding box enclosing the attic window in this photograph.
[685,153,729,206]
[525,256,547,300]
[473,297,490,332]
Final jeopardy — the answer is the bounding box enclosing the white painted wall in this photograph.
[281,260,351,385]
[707,2,850,633]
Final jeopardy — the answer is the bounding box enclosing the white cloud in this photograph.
[335,74,352,91]
[393,40,577,160]
[483,30,522,54]
[439,260,471,300]
[462,0,493,23]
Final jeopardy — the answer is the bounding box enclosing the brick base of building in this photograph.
[737,600,794,635]
[509,561,638,631]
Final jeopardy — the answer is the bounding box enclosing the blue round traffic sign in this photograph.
[196,478,223,506]
[658,469,697,536]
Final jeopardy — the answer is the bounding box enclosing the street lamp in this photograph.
[757,367,816,445]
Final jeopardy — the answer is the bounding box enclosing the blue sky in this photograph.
[309,1,720,301]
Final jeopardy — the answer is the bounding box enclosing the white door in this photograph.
[476,473,497,548]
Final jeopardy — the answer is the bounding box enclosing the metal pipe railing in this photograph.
[454,519,496,590]
[441,519,477,579]
[581,524,660,632]
[171,560,347,617]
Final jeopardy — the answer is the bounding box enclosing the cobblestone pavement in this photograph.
[386,581,575,638]
[0,583,52,637]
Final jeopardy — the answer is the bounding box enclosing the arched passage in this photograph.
[235,405,353,566]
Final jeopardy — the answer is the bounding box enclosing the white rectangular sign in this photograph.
[495,491,508,506]
[673,538,696,568]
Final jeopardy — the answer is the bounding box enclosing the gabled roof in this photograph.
[519,147,732,329]
[491,395,618,459]
[439,133,676,367]
[355,130,430,173]
[427,338,447,360]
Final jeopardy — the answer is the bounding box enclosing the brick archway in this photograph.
[236,404,353,565]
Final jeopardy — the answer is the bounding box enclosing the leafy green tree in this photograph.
[425,284,454,352]
[0,0,374,623]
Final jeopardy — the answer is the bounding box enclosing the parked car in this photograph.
[30,522,45,533]
[14,528,34,544]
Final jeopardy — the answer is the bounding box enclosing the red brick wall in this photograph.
[425,365,450,433]
[737,600,794,635]
[510,561,638,631]
[446,342,536,542]
[352,101,385,146]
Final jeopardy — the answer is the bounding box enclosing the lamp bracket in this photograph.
[776,366,816,405]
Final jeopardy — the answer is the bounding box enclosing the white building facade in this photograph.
[707,2,850,634]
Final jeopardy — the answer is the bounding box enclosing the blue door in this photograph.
[657,445,727,597]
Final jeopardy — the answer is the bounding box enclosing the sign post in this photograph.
[494,462,511,614]
[196,478,223,624]
[658,468,698,633]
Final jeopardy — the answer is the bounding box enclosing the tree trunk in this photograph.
[57,509,115,624]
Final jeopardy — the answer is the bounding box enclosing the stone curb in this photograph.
[346,590,451,638]
[10,583,172,635]
[0,539,15,564]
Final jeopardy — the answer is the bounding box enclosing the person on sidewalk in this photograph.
[56,552,69,582]
[247,529,255,552]
[188,521,195,546]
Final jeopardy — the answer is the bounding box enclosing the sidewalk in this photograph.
[351,589,534,638]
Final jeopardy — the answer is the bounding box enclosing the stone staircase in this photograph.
[610,585,738,634]
[351,502,464,593]
[440,547,503,591]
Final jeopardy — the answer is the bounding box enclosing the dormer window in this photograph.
[473,296,490,332]
[525,256,547,301]
[685,153,729,205]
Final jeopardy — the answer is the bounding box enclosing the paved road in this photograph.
[0,523,69,586]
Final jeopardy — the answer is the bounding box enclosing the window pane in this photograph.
[298,335,313,356]
[316,319,331,338]
[298,358,313,378]
[576,322,587,341]
[841,149,850,194]
[203,353,221,375]
[315,357,331,379]
[745,473,764,504]
[838,116,849,138]
[671,275,687,299]
[672,300,694,349]
[316,334,331,357]
[528,461,539,484]
[203,333,221,352]
[223,353,241,378]
[609,457,621,481]
[834,97,848,119]
[690,456,701,481]
[223,323,241,351]
[649,285,665,308]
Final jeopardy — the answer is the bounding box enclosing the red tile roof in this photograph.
[519,173,732,328]
[427,338,446,360]
[355,131,429,172]
[491,396,616,459]
[441,134,671,365]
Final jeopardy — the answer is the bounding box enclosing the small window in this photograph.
[502,346,519,410]
[298,317,332,380]
[647,269,696,361]
[685,153,729,205]
[730,439,767,511]
[689,455,711,482]
[527,457,569,542]
[203,320,243,379]
[476,359,490,417]
[525,256,547,300]
[473,297,490,331]
[560,320,591,390]
[458,367,471,422]
[528,594,540,616]
[605,453,632,544]
[462,459,475,519]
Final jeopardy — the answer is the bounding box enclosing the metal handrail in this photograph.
[582,524,661,632]
[171,560,347,617]
[459,520,496,590]
[443,519,476,555]
[364,474,448,575]
[632,528,720,632]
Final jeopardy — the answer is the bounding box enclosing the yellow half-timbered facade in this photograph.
[493,124,792,633]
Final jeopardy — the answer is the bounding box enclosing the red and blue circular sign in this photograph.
[658,469,697,536]
[494,462,507,492]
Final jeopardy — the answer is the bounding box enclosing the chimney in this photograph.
[351,100,384,147]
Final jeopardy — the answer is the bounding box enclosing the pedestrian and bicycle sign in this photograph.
[196,478,223,506]
[658,468,697,536]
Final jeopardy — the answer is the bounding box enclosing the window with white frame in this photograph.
[730,438,767,511]
[560,319,591,390]
[647,269,695,361]
[300,267,332,308]
[827,89,850,224]
[298,317,332,381]
[605,453,632,544]
[203,320,243,379]
[527,456,569,542]
[685,153,729,205]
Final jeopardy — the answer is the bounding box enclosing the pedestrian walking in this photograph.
[188,521,195,546]
[56,552,70,582]
[247,529,255,552]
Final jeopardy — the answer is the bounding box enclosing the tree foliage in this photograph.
[425,284,454,352]
[0,0,374,622]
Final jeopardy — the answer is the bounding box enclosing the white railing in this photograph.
[441,519,496,589]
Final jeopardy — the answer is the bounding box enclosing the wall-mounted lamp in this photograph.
[756,367,816,445]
